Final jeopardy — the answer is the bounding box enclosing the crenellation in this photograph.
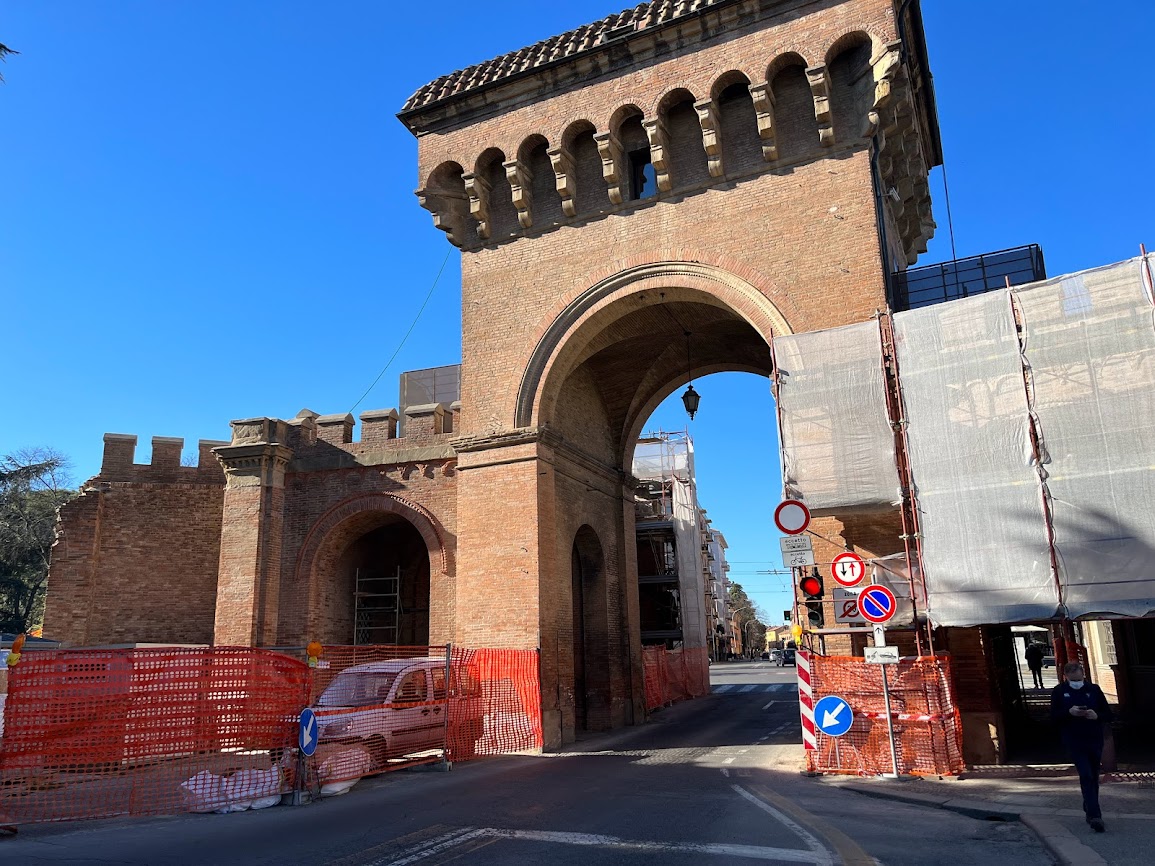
[359,407,400,446]
[316,413,355,445]
[101,433,138,475]
[150,436,183,470]
[97,432,226,482]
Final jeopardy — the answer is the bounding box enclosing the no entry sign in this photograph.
[858,585,897,624]
[774,500,811,535]
[831,552,867,587]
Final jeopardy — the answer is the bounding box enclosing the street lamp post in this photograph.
[743,620,759,659]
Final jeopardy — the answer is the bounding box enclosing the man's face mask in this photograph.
[1068,680,1085,689]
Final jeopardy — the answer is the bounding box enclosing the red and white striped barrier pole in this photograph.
[796,648,817,751]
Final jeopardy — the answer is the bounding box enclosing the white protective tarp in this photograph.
[1017,256,1155,618]
[775,320,900,510]
[894,291,1059,626]
[633,435,694,482]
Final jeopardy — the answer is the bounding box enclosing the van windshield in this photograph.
[317,671,398,707]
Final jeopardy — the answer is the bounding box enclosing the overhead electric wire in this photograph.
[349,250,453,413]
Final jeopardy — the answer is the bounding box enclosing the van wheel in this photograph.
[365,735,389,770]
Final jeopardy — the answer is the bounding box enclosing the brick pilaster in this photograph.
[213,418,293,646]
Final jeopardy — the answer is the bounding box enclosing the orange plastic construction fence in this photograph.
[447,647,542,760]
[805,654,965,777]
[642,646,710,711]
[0,647,310,825]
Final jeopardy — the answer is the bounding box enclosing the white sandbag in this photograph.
[319,779,360,797]
[318,746,373,797]
[182,765,284,814]
[181,770,228,813]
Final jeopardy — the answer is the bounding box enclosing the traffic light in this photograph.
[800,567,825,629]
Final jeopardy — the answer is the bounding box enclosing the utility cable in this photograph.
[349,250,452,413]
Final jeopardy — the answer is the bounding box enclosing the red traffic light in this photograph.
[799,574,823,598]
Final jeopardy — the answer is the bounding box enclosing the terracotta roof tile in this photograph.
[401,0,732,113]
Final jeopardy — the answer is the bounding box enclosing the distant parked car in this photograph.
[312,657,483,767]
[1042,653,1056,668]
[776,649,796,667]
[760,651,770,660]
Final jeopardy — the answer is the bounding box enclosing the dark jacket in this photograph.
[1024,644,1045,668]
[1050,681,1113,742]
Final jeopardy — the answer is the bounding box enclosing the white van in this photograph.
[312,657,483,766]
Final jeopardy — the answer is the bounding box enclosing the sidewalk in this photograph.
[823,773,1155,865]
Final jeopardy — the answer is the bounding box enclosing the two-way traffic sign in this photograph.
[831,551,867,587]
[813,695,854,737]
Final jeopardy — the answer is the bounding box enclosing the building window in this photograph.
[629,150,657,200]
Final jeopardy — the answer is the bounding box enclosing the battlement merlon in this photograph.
[221,407,460,474]
[99,433,228,481]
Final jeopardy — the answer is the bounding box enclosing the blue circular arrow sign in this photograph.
[299,708,319,757]
[814,694,854,737]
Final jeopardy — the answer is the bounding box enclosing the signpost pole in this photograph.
[443,642,453,769]
[874,626,900,778]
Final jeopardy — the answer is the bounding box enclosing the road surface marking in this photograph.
[380,828,485,866]
[741,684,757,692]
[762,700,776,710]
[723,756,736,764]
[758,735,769,741]
[715,684,737,693]
[721,768,730,777]
[742,784,875,866]
[479,829,829,863]
[732,785,832,866]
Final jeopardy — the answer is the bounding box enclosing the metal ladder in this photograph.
[354,566,400,645]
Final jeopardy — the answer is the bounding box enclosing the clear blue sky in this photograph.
[3,2,1152,623]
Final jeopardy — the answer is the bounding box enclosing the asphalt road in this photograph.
[1,661,1051,865]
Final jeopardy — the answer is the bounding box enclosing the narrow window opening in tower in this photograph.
[629,150,657,200]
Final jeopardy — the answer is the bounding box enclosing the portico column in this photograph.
[213,418,293,646]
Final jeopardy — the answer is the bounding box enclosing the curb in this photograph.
[1020,815,1106,866]
[827,781,1110,866]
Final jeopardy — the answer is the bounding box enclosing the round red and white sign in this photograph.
[774,499,811,535]
[858,585,897,624]
[831,551,867,588]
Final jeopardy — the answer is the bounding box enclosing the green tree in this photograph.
[0,42,18,83]
[0,449,75,633]
[728,582,768,655]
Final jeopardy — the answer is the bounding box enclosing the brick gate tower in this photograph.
[401,0,940,746]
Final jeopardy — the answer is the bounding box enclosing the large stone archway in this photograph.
[455,261,794,746]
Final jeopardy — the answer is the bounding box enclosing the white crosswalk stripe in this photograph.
[711,683,797,695]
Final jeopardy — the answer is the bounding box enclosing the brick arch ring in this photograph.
[293,492,451,581]
[514,260,793,428]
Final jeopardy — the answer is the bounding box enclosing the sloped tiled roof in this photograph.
[401,0,733,113]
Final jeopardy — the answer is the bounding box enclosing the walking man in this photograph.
[1051,662,1113,832]
[1025,641,1046,689]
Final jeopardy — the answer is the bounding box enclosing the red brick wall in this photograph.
[44,436,226,646]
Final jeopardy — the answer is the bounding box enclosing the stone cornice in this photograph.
[399,0,805,134]
[452,426,626,484]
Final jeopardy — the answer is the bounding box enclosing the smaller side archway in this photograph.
[571,525,611,733]
[292,493,452,646]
